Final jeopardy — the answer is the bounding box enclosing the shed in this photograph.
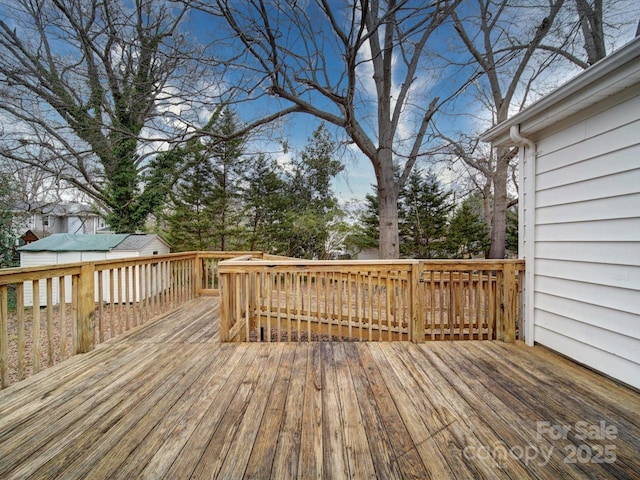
[18,234,171,305]
[481,38,640,389]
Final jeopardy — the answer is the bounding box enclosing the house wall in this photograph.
[526,87,640,389]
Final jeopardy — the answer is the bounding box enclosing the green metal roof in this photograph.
[18,234,130,252]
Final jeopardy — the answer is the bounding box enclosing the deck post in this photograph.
[502,262,517,343]
[219,271,230,342]
[0,285,8,388]
[194,253,203,296]
[410,262,425,343]
[75,263,96,354]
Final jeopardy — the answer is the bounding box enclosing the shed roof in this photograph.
[481,37,640,146]
[113,234,169,251]
[18,234,129,252]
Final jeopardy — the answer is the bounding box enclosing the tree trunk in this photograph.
[377,166,400,259]
[488,146,510,258]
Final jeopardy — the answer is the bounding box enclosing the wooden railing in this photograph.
[218,257,525,344]
[0,250,525,388]
[0,251,235,389]
[196,251,264,295]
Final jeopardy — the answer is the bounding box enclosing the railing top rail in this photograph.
[0,264,84,285]
[196,251,264,259]
[219,257,525,270]
[0,251,257,282]
[219,258,420,269]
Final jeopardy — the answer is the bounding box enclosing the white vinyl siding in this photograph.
[530,89,640,389]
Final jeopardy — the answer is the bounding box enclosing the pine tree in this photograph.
[161,146,217,251]
[160,107,246,251]
[399,171,453,259]
[281,123,344,259]
[207,108,246,250]
[241,155,290,253]
[449,195,489,258]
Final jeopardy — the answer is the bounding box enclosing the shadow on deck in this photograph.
[0,296,638,479]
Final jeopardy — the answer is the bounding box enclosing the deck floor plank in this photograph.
[349,342,427,479]
[0,296,639,479]
[243,344,296,479]
[416,342,582,480]
[461,341,640,479]
[270,343,309,479]
[366,343,462,479]
[0,344,171,478]
[298,343,324,479]
[332,343,378,479]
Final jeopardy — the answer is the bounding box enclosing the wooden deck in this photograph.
[0,297,639,479]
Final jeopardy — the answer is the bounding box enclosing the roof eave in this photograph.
[480,37,640,146]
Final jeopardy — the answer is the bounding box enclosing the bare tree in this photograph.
[205,0,460,258]
[449,0,568,258]
[447,0,636,258]
[0,0,219,232]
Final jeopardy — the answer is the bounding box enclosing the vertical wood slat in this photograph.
[131,266,138,328]
[495,270,503,341]
[266,272,272,343]
[0,285,8,388]
[244,273,250,342]
[97,271,104,342]
[58,278,66,359]
[285,273,291,342]
[503,263,517,343]
[75,264,95,354]
[46,278,54,367]
[32,280,41,374]
[16,283,25,380]
[124,265,131,331]
[235,273,241,342]
[109,268,115,337]
[307,273,312,341]
[219,271,229,342]
[116,267,123,333]
[411,263,424,343]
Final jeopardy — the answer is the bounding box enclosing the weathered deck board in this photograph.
[0,296,639,479]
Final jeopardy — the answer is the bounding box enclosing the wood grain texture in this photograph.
[0,297,638,479]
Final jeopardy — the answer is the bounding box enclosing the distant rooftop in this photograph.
[19,234,131,252]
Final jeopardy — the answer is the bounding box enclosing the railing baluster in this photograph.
[46,278,54,367]
[32,280,40,374]
[0,285,8,388]
[16,283,25,380]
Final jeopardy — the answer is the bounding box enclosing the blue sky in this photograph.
[2,0,638,207]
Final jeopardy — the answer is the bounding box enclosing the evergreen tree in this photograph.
[161,146,217,251]
[160,107,246,251]
[449,195,489,258]
[399,171,453,259]
[281,123,344,259]
[347,192,381,254]
[505,207,519,257]
[241,155,290,253]
[208,108,246,250]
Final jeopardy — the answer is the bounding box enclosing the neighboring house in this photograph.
[12,202,107,237]
[481,38,640,389]
[18,233,171,305]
